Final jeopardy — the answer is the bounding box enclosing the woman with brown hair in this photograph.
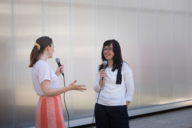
[29,36,86,128]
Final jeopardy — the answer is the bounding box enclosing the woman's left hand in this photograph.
[126,101,130,106]
[55,65,64,76]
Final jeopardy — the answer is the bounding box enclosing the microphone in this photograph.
[55,58,64,76]
[102,60,108,82]
[102,60,108,69]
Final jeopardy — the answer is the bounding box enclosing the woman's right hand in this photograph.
[100,69,106,79]
[68,80,86,92]
[99,69,106,88]
[55,65,64,76]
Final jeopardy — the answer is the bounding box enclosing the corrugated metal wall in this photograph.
[0,0,191,127]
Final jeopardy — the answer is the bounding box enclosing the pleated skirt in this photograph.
[36,95,66,128]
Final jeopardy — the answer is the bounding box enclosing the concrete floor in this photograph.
[87,106,192,128]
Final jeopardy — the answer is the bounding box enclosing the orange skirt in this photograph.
[36,95,66,128]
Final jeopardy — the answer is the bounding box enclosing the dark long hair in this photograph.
[99,39,123,71]
[29,36,52,67]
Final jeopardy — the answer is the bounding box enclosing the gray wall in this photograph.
[0,0,192,127]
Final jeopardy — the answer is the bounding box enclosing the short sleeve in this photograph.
[38,63,51,84]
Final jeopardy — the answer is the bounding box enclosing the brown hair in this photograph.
[29,36,52,67]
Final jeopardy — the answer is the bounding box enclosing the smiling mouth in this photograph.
[105,55,109,58]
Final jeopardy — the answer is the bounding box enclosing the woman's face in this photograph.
[103,43,114,61]
[48,43,54,58]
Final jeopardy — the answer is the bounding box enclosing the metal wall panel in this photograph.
[96,0,117,66]
[118,0,138,109]
[70,0,95,120]
[173,0,190,102]
[0,0,192,127]
[138,0,157,107]
[157,0,174,104]
[14,0,42,127]
[0,0,14,128]
[190,0,192,99]
[43,0,71,120]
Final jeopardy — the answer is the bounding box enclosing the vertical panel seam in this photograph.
[94,0,97,71]
[93,0,97,120]
[137,0,140,109]
[188,0,191,99]
[173,0,175,102]
[156,0,158,105]
[11,0,16,127]
[69,0,73,124]
[42,0,44,35]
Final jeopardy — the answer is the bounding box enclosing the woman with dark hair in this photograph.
[29,36,86,128]
[93,39,134,128]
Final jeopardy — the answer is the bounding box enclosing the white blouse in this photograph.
[31,60,59,96]
[93,62,135,106]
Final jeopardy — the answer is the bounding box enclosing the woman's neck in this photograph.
[107,60,113,68]
[39,52,48,62]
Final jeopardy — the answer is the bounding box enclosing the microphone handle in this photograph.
[57,62,64,76]
[102,64,107,87]
[58,62,62,67]
[103,64,106,69]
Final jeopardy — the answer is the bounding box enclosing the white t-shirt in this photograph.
[31,60,59,96]
[93,62,135,106]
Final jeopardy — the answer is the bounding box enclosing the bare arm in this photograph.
[41,80,86,97]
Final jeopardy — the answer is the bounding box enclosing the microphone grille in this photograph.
[55,58,60,63]
[103,60,108,66]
